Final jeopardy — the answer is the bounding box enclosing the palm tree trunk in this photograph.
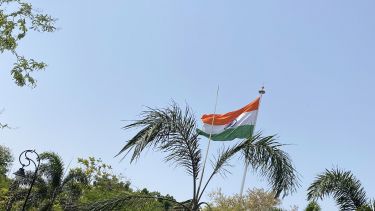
[44,188,59,211]
[192,177,197,211]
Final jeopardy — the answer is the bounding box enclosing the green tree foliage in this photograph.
[0,145,13,208]
[207,188,281,211]
[117,103,299,210]
[305,201,321,211]
[75,157,132,203]
[307,168,374,211]
[3,152,177,210]
[74,157,178,211]
[0,144,13,176]
[78,191,177,211]
[6,152,87,210]
[0,0,56,87]
[0,177,10,209]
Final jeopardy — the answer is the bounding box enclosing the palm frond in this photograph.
[241,133,299,198]
[197,142,244,201]
[117,103,201,178]
[39,152,64,189]
[307,168,368,210]
[210,141,248,178]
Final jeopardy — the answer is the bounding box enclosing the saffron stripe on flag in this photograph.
[201,97,260,125]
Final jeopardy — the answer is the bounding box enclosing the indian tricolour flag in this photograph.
[197,97,260,141]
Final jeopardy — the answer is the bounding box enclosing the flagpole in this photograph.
[239,86,266,198]
[196,85,219,201]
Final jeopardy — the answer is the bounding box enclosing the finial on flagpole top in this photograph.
[259,86,265,95]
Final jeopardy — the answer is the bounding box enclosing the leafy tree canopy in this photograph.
[0,145,13,208]
[1,150,177,211]
[206,188,281,211]
[0,0,55,87]
[74,157,132,203]
[71,157,177,210]
[305,201,321,211]
[0,144,13,176]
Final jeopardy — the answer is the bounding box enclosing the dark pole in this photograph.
[16,150,40,211]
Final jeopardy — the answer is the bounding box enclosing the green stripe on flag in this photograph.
[197,125,254,141]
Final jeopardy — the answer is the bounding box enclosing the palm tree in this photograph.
[307,168,374,211]
[116,103,299,211]
[6,152,87,210]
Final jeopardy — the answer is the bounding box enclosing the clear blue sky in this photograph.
[1,1,375,210]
